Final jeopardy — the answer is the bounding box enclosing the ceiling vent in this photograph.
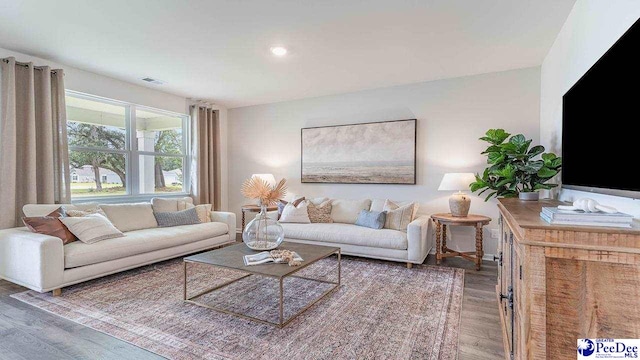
[141,77,164,85]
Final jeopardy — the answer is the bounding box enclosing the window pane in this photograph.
[70,151,127,197]
[139,155,184,194]
[67,96,126,150]
[136,109,183,154]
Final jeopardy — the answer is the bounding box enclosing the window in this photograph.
[66,92,189,199]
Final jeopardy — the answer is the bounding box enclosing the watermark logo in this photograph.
[578,339,595,357]
[577,339,640,359]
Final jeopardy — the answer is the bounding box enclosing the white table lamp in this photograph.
[251,173,276,187]
[438,173,476,217]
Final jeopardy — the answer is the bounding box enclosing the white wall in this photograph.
[228,67,541,256]
[540,0,640,217]
[1,46,230,210]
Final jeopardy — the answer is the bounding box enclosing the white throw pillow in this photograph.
[100,203,158,232]
[309,197,330,205]
[60,214,125,244]
[330,199,372,224]
[370,199,419,219]
[65,206,108,218]
[279,201,311,223]
[383,200,416,231]
[194,204,212,223]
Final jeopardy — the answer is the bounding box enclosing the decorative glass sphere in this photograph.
[242,205,284,250]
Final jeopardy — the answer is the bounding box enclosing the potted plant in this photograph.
[470,129,562,201]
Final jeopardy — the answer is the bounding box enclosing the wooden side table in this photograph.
[241,205,278,229]
[431,213,491,270]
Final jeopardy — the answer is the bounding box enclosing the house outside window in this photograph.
[66,91,190,200]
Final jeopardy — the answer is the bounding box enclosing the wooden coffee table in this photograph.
[183,242,341,328]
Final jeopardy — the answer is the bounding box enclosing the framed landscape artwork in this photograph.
[301,119,416,184]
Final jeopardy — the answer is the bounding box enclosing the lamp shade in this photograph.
[438,173,476,191]
[251,173,277,187]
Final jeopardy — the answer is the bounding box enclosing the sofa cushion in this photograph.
[63,222,229,268]
[280,223,407,250]
[100,203,158,232]
[151,197,194,213]
[330,199,372,224]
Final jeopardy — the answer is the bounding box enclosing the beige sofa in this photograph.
[0,199,235,295]
[279,198,431,268]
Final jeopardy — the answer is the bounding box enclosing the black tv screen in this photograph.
[562,17,640,198]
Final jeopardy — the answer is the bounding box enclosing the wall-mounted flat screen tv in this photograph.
[562,17,640,199]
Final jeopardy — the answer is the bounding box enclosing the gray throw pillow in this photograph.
[154,207,201,227]
[354,210,387,229]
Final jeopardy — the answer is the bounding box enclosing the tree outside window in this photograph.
[66,93,189,199]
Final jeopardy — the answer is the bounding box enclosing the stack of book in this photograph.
[540,207,634,228]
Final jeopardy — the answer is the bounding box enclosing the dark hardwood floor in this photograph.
[0,242,503,360]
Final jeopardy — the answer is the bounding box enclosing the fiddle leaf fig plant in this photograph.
[470,129,562,201]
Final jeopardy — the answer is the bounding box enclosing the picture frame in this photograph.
[301,119,417,184]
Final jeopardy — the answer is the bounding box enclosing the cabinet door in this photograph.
[497,215,504,287]
[513,246,525,360]
[502,227,514,357]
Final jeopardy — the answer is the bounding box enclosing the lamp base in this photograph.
[449,192,471,217]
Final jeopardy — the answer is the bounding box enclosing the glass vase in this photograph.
[242,204,284,251]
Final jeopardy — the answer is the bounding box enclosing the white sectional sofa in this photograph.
[0,200,236,295]
[279,198,431,268]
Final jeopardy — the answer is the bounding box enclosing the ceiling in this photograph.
[0,0,576,108]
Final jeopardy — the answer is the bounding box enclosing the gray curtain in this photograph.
[190,105,221,210]
[0,57,71,229]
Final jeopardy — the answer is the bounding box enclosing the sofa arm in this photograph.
[0,228,64,292]
[210,211,237,241]
[407,215,430,263]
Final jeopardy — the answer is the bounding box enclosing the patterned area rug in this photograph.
[12,256,464,360]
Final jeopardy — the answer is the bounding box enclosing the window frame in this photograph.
[66,90,191,203]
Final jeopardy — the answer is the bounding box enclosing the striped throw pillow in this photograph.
[383,200,416,231]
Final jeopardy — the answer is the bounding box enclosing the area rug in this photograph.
[12,257,463,360]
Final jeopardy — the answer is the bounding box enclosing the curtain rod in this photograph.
[1,58,62,73]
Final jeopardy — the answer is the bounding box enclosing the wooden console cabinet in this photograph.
[496,198,640,360]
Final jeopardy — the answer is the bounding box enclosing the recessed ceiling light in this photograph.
[270,46,287,56]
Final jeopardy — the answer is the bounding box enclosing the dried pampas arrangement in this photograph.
[241,177,287,206]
